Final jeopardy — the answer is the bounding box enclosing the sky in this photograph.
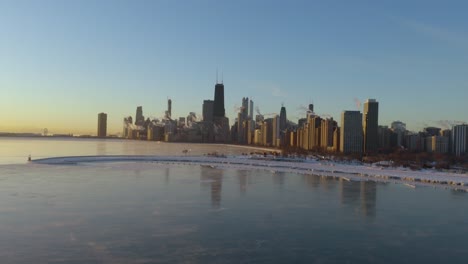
[0,0,467,135]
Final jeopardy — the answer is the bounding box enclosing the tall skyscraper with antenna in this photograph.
[213,76,225,118]
[212,71,230,142]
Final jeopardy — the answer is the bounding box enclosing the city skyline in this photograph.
[1,1,468,134]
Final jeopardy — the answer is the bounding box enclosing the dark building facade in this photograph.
[97,112,107,138]
[166,99,172,119]
[280,106,287,131]
[213,83,225,118]
[378,126,392,151]
[203,100,214,122]
[424,127,441,137]
[340,111,363,154]
[241,97,249,120]
[363,99,379,154]
[135,106,144,126]
[212,82,230,142]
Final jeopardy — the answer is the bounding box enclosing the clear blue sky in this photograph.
[1,0,467,134]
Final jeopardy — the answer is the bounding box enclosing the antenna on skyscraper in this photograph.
[221,71,223,84]
[216,68,218,84]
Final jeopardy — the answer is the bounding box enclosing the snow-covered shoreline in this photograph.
[32,155,468,191]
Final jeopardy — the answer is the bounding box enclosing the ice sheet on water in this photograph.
[29,155,468,190]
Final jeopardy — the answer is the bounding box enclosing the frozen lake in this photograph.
[1,138,468,263]
[1,162,468,263]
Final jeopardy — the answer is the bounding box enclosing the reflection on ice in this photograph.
[237,170,249,195]
[340,180,377,218]
[200,166,223,209]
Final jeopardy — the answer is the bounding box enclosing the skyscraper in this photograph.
[391,121,406,147]
[340,111,363,154]
[242,97,249,119]
[279,105,287,131]
[212,81,230,142]
[249,99,254,120]
[426,136,449,154]
[237,112,244,144]
[321,118,337,150]
[452,124,468,157]
[378,126,392,150]
[167,99,172,118]
[135,106,144,126]
[203,100,214,122]
[97,113,107,138]
[213,83,225,118]
[363,99,379,154]
[272,115,280,146]
[307,116,321,150]
[122,116,132,138]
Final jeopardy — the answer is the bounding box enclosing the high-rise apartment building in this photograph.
[332,127,340,152]
[203,100,214,122]
[426,136,449,154]
[237,112,245,144]
[452,124,468,157]
[122,116,132,138]
[378,126,391,150]
[321,118,337,150]
[97,113,107,138]
[307,115,321,150]
[263,118,274,146]
[340,111,363,154]
[241,97,249,120]
[301,126,309,150]
[405,133,423,152]
[247,119,254,144]
[272,115,281,146]
[363,99,379,154]
[441,129,452,153]
[391,121,406,147]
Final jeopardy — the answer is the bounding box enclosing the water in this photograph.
[0,137,270,164]
[1,138,468,263]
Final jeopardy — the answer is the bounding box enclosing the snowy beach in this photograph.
[33,155,468,191]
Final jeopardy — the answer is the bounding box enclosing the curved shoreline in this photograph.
[31,155,468,191]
